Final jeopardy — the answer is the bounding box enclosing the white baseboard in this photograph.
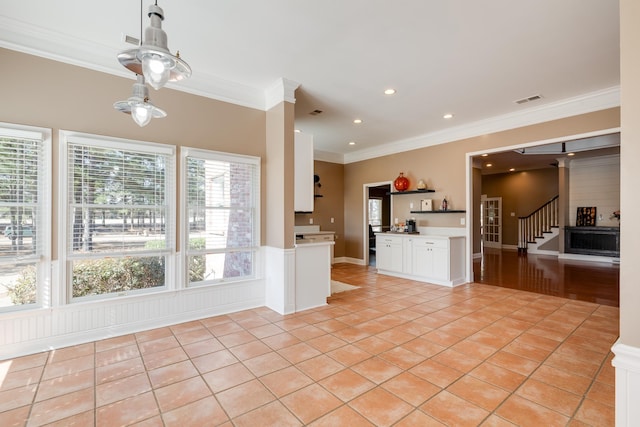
[612,340,640,426]
[558,253,620,263]
[334,257,366,265]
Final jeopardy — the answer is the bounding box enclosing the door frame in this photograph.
[464,127,620,284]
[363,181,392,266]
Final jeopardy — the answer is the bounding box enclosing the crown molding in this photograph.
[0,16,268,111]
[313,149,344,164]
[264,78,300,111]
[343,86,621,164]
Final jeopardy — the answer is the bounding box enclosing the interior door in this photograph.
[482,196,502,249]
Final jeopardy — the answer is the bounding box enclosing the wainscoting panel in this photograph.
[0,274,266,360]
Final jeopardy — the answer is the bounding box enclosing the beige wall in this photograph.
[482,168,559,246]
[568,155,620,227]
[0,48,267,257]
[344,109,620,259]
[294,160,345,257]
[620,0,640,347]
[265,102,295,249]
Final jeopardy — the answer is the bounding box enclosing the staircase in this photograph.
[518,196,559,255]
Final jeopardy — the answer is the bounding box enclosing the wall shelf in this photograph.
[387,189,435,195]
[410,210,466,214]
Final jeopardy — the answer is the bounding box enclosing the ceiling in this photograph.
[476,133,621,175]
[0,1,620,163]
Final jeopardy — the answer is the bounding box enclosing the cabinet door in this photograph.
[376,235,403,272]
[389,241,403,272]
[431,247,449,280]
[412,242,433,277]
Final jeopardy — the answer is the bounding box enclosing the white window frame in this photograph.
[180,147,260,287]
[59,131,176,303]
[0,122,51,312]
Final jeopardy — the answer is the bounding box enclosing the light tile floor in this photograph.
[0,264,618,426]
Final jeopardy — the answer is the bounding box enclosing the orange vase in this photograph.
[394,172,409,191]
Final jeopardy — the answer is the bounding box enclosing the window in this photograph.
[369,198,382,232]
[182,148,259,286]
[61,132,175,301]
[0,124,50,311]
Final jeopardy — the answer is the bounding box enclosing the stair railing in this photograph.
[518,195,559,253]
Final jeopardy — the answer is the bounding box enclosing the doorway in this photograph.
[364,182,392,266]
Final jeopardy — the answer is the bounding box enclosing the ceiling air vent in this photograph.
[514,94,542,105]
[309,109,323,116]
[122,34,140,45]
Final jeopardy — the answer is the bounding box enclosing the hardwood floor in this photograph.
[473,248,620,307]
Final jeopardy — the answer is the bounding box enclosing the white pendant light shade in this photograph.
[114,75,167,127]
[117,3,191,90]
[142,54,171,90]
[131,103,153,127]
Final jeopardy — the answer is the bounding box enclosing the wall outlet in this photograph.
[309,218,313,224]
[511,212,515,217]
[330,217,334,223]
[460,218,465,225]
[410,202,414,209]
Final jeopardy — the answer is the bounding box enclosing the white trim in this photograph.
[558,253,620,264]
[58,131,177,303]
[0,277,265,360]
[0,122,47,140]
[264,246,296,315]
[335,257,366,266]
[180,147,261,288]
[612,340,640,427]
[464,127,622,297]
[0,17,268,111]
[363,181,393,266]
[501,244,519,251]
[264,78,300,110]
[612,341,640,373]
[0,123,52,313]
[314,149,344,164]
[344,87,620,164]
[62,131,176,156]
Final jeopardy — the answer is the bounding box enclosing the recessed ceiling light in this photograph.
[509,168,516,172]
[567,152,575,156]
[486,163,493,167]
[349,141,356,145]
[443,113,454,119]
[353,119,363,124]
[294,129,301,133]
[384,88,396,95]
[481,153,489,157]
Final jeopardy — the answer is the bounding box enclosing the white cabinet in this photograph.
[376,235,403,273]
[412,237,449,280]
[295,241,333,311]
[376,233,466,287]
[294,133,314,212]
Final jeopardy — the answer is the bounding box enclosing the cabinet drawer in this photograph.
[377,236,403,244]
[413,238,448,249]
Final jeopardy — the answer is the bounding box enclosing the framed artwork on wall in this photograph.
[576,206,596,226]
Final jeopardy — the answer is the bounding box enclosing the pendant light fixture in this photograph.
[114,0,191,126]
[114,75,167,127]
[117,1,192,90]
